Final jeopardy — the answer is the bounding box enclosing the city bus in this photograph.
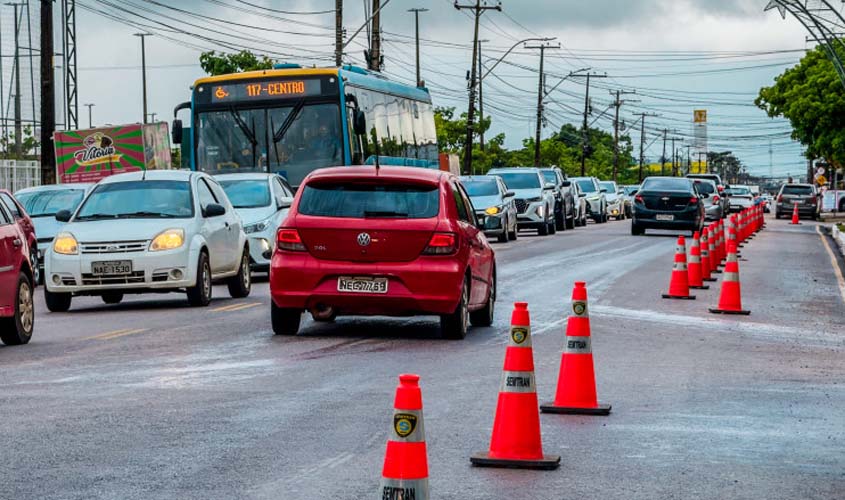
[171,64,439,187]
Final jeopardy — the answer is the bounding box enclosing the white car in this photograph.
[43,171,250,311]
[217,173,294,272]
[726,185,754,212]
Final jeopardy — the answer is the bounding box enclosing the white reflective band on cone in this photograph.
[389,409,426,443]
[723,271,739,282]
[727,253,737,263]
[689,255,700,264]
[673,262,688,271]
[499,370,536,393]
[380,478,430,500]
[508,325,532,348]
[564,335,592,354]
[675,245,686,254]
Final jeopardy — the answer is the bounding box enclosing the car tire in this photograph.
[101,292,124,304]
[272,302,302,335]
[555,209,565,231]
[441,277,469,340]
[227,248,252,298]
[497,219,509,243]
[631,223,644,236]
[508,222,518,240]
[566,213,575,229]
[775,212,781,219]
[538,217,550,235]
[30,245,40,286]
[44,288,72,313]
[470,268,495,327]
[187,251,212,307]
[548,216,557,235]
[0,273,34,346]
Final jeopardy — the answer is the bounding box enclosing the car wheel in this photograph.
[44,288,72,312]
[187,251,212,307]
[30,246,40,286]
[508,221,518,240]
[538,217,550,235]
[272,302,302,335]
[470,268,495,327]
[101,292,124,304]
[0,273,34,346]
[631,223,644,236]
[555,210,565,231]
[227,248,252,298]
[441,277,469,340]
[497,218,509,243]
[548,216,557,235]
[775,212,781,219]
[566,213,575,229]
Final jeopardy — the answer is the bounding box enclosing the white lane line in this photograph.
[817,225,845,305]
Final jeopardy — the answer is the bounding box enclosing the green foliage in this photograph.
[756,45,845,168]
[0,126,39,160]
[199,50,274,76]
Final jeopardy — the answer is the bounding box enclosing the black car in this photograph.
[775,183,819,220]
[539,167,576,230]
[631,176,705,236]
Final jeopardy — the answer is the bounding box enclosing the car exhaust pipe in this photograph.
[311,304,335,320]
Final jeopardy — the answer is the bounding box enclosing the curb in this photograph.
[833,224,845,255]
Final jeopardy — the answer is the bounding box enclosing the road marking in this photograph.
[212,302,261,313]
[817,225,845,305]
[85,328,149,341]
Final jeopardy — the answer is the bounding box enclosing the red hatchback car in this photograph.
[0,195,34,345]
[269,166,496,339]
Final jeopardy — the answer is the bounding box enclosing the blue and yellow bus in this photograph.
[172,64,438,187]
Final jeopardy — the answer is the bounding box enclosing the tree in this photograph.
[199,50,274,76]
[0,126,40,160]
[756,45,845,170]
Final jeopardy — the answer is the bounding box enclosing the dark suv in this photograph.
[775,183,819,220]
[539,167,575,230]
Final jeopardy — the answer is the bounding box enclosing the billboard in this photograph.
[54,123,172,184]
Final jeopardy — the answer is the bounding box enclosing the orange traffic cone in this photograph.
[790,201,801,225]
[471,302,560,470]
[662,235,695,300]
[711,222,723,272]
[700,228,716,282]
[688,231,709,290]
[541,282,611,415]
[380,374,430,500]
[709,241,750,315]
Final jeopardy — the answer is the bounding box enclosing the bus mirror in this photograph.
[171,119,183,145]
[353,110,367,136]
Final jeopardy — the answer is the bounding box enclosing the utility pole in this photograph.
[7,2,24,158]
[148,112,157,123]
[40,0,56,184]
[454,0,502,175]
[670,137,684,176]
[610,89,635,181]
[84,103,94,128]
[571,71,607,175]
[334,0,343,66]
[408,8,428,87]
[661,129,667,176]
[134,33,150,124]
[525,41,559,167]
[477,38,488,151]
[368,0,382,71]
[633,112,658,183]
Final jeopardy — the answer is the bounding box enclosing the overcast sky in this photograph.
[32,0,817,177]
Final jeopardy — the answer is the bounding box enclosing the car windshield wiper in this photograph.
[363,210,408,218]
[75,213,118,221]
[229,107,258,166]
[119,211,178,219]
[272,99,305,145]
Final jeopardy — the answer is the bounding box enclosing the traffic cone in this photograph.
[471,302,560,470]
[380,374,430,500]
[688,231,709,290]
[662,235,695,300]
[714,220,724,268]
[541,282,611,415]
[701,227,716,281]
[709,241,750,315]
[790,202,801,225]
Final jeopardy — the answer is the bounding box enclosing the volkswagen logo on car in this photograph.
[357,232,371,247]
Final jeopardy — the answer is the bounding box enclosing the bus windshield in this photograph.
[195,102,341,186]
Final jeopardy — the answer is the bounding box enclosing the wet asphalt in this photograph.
[1,214,844,500]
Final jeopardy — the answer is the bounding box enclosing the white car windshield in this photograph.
[16,189,86,217]
[75,180,194,220]
[496,173,540,190]
[220,180,272,209]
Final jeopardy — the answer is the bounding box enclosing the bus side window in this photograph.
[346,95,364,165]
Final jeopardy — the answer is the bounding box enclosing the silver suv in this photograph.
[686,173,729,217]
[487,167,557,236]
[572,176,608,223]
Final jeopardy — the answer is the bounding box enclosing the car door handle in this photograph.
[12,238,22,247]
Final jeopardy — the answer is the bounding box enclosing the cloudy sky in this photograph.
[4,0,819,177]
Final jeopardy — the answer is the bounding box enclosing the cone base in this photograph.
[690,285,710,290]
[470,452,560,470]
[540,402,612,415]
[662,293,696,300]
[708,307,750,315]
[703,277,717,282]
[790,222,801,225]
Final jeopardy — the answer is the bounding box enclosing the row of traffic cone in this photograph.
[380,283,610,497]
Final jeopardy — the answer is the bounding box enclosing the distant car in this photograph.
[13,183,94,284]
[689,178,723,221]
[725,185,754,213]
[686,173,729,217]
[621,185,641,217]
[761,193,773,213]
[218,173,295,272]
[0,190,37,284]
[572,176,608,223]
[599,181,625,220]
[631,176,705,236]
[571,182,589,226]
[487,167,557,235]
[44,171,251,311]
[775,183,820,220]
[460,175,518,242]
[0,197,34,345]
[539,167,576,230]
[269,166,496,340]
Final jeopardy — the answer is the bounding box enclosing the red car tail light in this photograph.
[422,232,457,255]
[689,196,699,204]
[717,185,725,192]
[277,228,306,252]
[635,194,644,204]
[777,195,783,202]
[712,195,720,203]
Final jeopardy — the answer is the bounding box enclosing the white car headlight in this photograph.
[149,228,185,251]
[244,221,269,235]
[53,232,78,255]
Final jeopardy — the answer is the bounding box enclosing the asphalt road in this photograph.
[2,215,844,500]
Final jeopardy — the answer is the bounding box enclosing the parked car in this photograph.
[598,181,626,220]
[43,171,251,311]
[572,176,608,223]
[0,190,37,284]
[0,197,35,345]
[269,166,496,340]
[621,185,641,218]
[775,183,820,220]
[686,173,729,217]
[218,173,295,272]
[13,183,94,284]
[689,178,723,221]
[725,185,754,213]
[487,167,557,235]
[460,175,518,242]
[571,182,589,226]
[631,176,705,236]
[539,167,576,230]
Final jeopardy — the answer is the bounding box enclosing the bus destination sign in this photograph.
[209,78,322,103]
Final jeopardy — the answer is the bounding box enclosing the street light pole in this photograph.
[134,33,150,124]
[408,8,428,87]
[84,103,94,128]
[524,41,559,167]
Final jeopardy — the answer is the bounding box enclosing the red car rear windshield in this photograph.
[298,182,440,218]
